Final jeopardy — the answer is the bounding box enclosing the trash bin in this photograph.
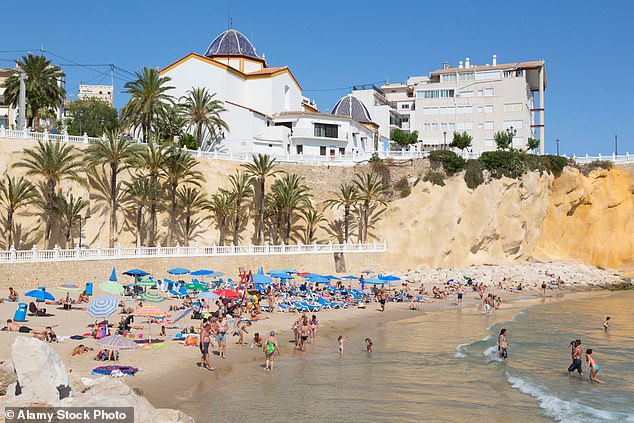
[14,302,27,322]
[85,282,93,296]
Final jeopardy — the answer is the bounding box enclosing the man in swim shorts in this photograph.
[568,340,583,377]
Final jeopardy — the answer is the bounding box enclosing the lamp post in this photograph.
[556,138,560,156]
[506,126,517,147]
[79,110,83,135]
[79,215,82,249]
[615,134,618,156]
[443,131,447,150]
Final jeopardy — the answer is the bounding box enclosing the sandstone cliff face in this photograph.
[375,171,554,270]
[534,167,634,270]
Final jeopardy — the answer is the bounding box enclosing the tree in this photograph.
[54,193,87,247]
[0,175,37,248]
[162,146,203,246]
[155,104,185,144]
[324,183,357,243]
[526,137,540,153]
[241,154,280,245]
[177,186,208,246]
[179,87,229,149]
[354,173,387,243]
[391,128,419,147]
[86,131,144,247]
[66,98,118,136]
[139,141,166,246]
[2,54,66,130]
[120,67,174,142]
[226,171,253,246]
[207,191,234,246]
[494,131,513,151]
[124,176,160,247]
[299,206,326,244]
[450,131,473,152]
[13,140,84,247]
[270,174,310,244]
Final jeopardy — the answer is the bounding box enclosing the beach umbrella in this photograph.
[98,335,139,351]
[56,283,82,292]
[25,289,55,302]
[324,275,341,280]
[191,269,214,276]
[87,295,119,318]
[167,268,190,275]
[184,283,206,291]
[342,275,359,280]
[197,291,219,300]
[173,307,193,323]
[252,269,273,285]
[266,270,284,275]
[361,269,374,274]
[109,268,117,282]
[133,306,166,317]
[100,281,125,295]
[364,277,388,285]
[297,272,311,277]
[140,292,164,303]
[307,276,330,284]
[378,275,401,281]
[215,289,240,299]
[123,269,148,277]
[282,269,299,274]
[277,273,294,280]
[136,279,156,287]
[211,271,224,277]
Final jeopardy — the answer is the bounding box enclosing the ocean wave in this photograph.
[507,373,634,422]
[454,335,493,358]
[483,344,503,363]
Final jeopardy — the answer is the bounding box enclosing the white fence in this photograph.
[1,126,632,165]
[0,241,387,264]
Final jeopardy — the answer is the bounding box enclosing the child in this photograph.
[603,317,610,331]
[585,348,605,384]
[365,338,373,352]
[338,335,349,355]
[252,332,262,348]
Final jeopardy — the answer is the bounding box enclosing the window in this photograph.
[485,139,494,147]
[416,89,455,99]
[339,148,345,155]
[459,91,473,97]
[457,106,465,115]
[296,145,303,154]
[485,121,494,130]
[320,146,326,156]
[464,122,473,130]
[464,106,473,114]
[484,88,494,97]
[477,90,483,96]
[503,71,515,78]
[458,73,474,81]
[504,120,523,129]
[442,74,457,82]
[432,123,439,131]
[424,123,431,131]
[400,103,410,109]
[477,106,483,113]
[314,123,338,138]
[504,103,523,112]
[447,122,455,131]
[441,122,448,131]
[484,105,494,114]
[477,123,483,129]
[475,70,501,81]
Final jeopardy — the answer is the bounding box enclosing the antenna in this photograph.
[227,0,232,29]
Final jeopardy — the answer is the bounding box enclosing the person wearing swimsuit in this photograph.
[264,331,279,371]
[309,314,318,344]
[585,349,605,384]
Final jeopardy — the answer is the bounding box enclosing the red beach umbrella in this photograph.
[214,289,240,299]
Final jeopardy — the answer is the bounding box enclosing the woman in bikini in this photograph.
[309,314,318,344]
[585,348,605,384]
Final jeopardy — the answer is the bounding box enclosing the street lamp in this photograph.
[443,131,447,150]
[506,126,517,146]
[79,215,83,249]
[79,110,83,135]
[615,134,618,156]
[556,138,560,156]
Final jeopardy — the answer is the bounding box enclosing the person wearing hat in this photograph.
[263,331,279,371]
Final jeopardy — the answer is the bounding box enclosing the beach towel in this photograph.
[70,335,85,340]
[92,365,138,376]
[141,343,167,350]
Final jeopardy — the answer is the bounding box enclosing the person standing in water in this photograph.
[263,331,279,371]
[338,335,349,355]
[378,287,387,312]
[498,329,510,361]
[603,316,610,331]
[568,340,583,377]
[585,348,605,384]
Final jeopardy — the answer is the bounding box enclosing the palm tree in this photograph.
[354,173,387,243]
[124,176,160,247]
[241,154,280,245]
[270,174,310,244]
[177,186,208,246]
[13,140,84,247]
[207,191,234,246]
[162,147,203,246]
[0,175,37,248]
[156,104,185,143]
[299,206,326,244]
[120,67,174,142]
[179,87,229,149]
[139,141,166,246]
[3,54,66,129]
[324,183,358,243]
[54,193,87,247]
[86,131,144,248]
[226,171,253,246]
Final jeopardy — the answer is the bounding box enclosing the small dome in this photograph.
[204,29,261,60]
[330,95,373,123]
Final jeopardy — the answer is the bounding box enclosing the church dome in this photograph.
[330,94,373,123]
[204,29,261,60]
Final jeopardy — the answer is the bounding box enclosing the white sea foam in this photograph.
[483,344,503,363]
[454,343,468,358]
[507,373,634,422]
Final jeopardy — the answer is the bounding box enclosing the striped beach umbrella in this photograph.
[98,334,139,351]
[196,291,219,300]
[100,281,125,295]
[136,279,156,287]
[87,295,119,318]
[184,283,206,291]
[133,306,167,317]
[56,283,82,292]
[140,292,164,303]
[173,307,193,323]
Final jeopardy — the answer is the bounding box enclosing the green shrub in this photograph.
[370,159,391,186]
[540,155,568,176]
[428,150,465,175]
[368,153,382,163]
[394,176,411,198]
[464,159,484,189]
[424,171,445,187]
[578,160,613,175]
[480,150,528,179]
[181,133,197,150]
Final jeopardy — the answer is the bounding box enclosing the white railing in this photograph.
[0,241,387,264]
[2,126,632,165]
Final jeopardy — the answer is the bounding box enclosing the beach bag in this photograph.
[184,336,198,346]
[95,323,108,340]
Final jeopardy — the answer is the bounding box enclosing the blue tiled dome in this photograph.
[204,29,261,60]
[331,95,373,123]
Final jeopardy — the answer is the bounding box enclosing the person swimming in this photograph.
[603,316,610,331]
[365,338,373,352]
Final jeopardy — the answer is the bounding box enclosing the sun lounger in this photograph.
[277,303,296,312]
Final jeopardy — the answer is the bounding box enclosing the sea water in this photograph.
[175,292,634,422]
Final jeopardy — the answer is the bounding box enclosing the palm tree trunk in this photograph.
[109,163,117,248]
[256,179,265,245]
[6,209,14,248]
[219,216,226,246]
[45,179,56,247]
[363,202,370,243]
[233,213,240,246]
[135,205,143,247]
[284,212,291,244]
[66,225,71,247]
[184,211,191,247]
[147,174,158,247]
[167,183,177,246]
[196,126,202,149]
[344,205,350,243]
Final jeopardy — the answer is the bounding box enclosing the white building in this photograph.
[353,55,547,155]
[78,84,114,105]
[160,29,378,156]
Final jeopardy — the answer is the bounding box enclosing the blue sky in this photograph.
[1,0,632,155]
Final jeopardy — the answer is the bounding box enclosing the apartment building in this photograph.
[0,69,16,128]
[78,84,114,106]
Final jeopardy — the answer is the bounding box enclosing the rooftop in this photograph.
[204,29,262,61]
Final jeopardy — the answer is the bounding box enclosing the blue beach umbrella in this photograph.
[252,269,273,285]
[191,270,214,276]
[323,275,341,281]
[197,291,220,300]
[282,269,299,274]
[109,268,117,282]
[342,275,359,280]
[167,268,190,275]
[378,275,401,282]
[87,295,119,318]
[307,276,330,284]
[123,269,148,277]
[364,278,389,285]
[173,307,193,323]
[211,271,224,277]
[25,289,55,302]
